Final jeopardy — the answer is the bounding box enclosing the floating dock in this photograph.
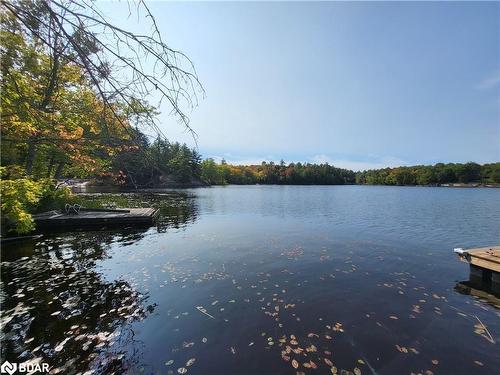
[33,208,159,230]
[455,246,500,295]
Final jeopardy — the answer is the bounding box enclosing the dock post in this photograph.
[492,272,500,295]
[469,264,491,286]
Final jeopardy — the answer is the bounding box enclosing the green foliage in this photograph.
[1,9,149,180]
[0,167,76,234]
[113,136,202,186]
[356,162,500,186]
[201,159,226,185]
[199,161,356,185]
[0,174,42,234]
[35,181,76,213]
[200,161,500,187]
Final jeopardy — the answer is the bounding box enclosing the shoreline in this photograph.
[68,181,500,193]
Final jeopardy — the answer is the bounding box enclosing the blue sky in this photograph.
[99,1,499,170]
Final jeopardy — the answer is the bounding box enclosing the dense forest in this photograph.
[200,160,499,186]
[201,159,356,185]
[355,162,500,186]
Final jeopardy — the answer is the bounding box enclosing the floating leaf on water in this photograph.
[54,337,70,352]
[292,360,299,369]
[354,368,361,375]
[474,361,484,366]
[202,337,207,343]
[330,367,337,374]
[165,360,174,366]
[51,311,61,316]
[195,306,215,319]
[357,359,365,365]
[177,367,187,374]
[395,344,408,353]
[389,316,398,320]
[305,345,317,353]
[186,358,196,367]
[248,342,254,346]
[431,359,439,365]
[324,358,333,366]
[230,347,236,354]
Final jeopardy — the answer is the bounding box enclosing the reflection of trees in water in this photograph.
[154,192,198,232]
[0,231,155,373]
[78,191,199,233]
[0,192,198,372]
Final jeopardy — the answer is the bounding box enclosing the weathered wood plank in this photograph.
[463,246,500,273]
[33,208,159,230]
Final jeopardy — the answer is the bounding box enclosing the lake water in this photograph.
[1,185,499,374]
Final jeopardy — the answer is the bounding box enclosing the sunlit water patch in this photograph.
[1,186,499,374]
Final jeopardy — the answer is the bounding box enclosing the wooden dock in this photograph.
[455,246,500,295]
[34,208,159,230]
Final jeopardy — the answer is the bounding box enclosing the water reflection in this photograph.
[0,232,155,373]
[77,191,199,233]
[1,187,499,374]
[0,192,200,372]
[455,282,500,308]
[151,193,199,232]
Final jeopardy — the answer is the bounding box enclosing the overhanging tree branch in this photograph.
[1,0,205,139]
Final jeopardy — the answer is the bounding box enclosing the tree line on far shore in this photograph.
[200,159,356,185]
[355,162,499,186]
[200,160,500,186]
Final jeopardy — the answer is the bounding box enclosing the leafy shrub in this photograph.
[0,176,43,234]
[1,168,76,234]
[35,181,76,213]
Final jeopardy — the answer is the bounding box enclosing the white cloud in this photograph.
[476,72,500,90]
[311,155,408,171]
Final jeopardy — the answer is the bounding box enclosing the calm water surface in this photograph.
[1,186,499,374]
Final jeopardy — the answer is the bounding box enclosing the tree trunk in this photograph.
[46,155,55,178]
[54,162,65,179]
[25,140,36,175]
